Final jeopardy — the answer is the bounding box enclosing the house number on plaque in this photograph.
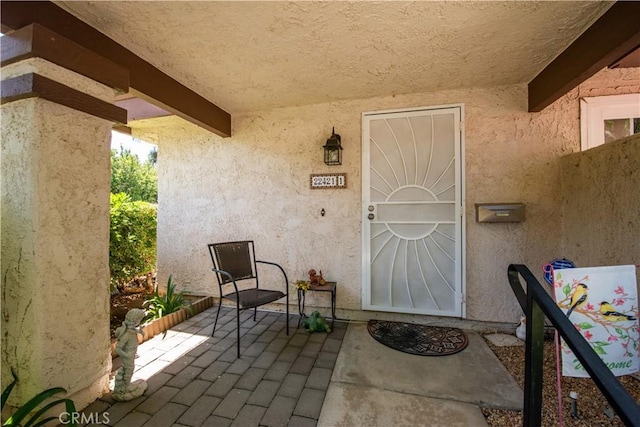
[310,173,347,189]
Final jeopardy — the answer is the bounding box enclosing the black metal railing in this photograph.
[507,264,640,427]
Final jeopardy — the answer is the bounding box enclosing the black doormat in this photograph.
[367,319,468,356]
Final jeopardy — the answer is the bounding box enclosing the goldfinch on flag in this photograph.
[566,283,588,317]
[598,301,637,322]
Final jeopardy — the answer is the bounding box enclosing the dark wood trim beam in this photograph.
[528,2,640,112]
[610,46,640,69]
[1,23,129,92]
[1,1,231,137]
[1,73,127,124]
[113,125,132,135]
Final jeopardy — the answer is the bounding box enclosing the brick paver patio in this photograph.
[85,306,346,427]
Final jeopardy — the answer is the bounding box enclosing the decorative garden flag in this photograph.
[552,265,639,377]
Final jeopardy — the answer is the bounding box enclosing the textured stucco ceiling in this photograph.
[57,1,612,115]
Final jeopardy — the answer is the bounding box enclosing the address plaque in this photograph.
[310,173,347,189]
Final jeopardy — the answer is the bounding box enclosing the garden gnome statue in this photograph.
[112,308,148,401]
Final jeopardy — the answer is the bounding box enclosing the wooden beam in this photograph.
[528,2,640,112]
[1,1,231,137]
[113,125,132,135]
[1,73,127,124]
[610,46,640,69]
[1,23,128,92]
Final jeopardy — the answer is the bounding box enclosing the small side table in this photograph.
[297,281,337,329]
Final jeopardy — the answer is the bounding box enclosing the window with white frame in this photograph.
[580,93,640,150]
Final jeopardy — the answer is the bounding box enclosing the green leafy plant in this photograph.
[1,369,77,427]
[111,147,157,203]
[142,275,188,322]
[302,310,332,333]
[109,192,157,289]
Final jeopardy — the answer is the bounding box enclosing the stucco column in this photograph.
[1,25,128,411]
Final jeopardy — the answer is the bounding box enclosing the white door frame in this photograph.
[361,104,466,318]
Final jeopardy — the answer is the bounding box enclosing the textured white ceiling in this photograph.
[57,1,612,115]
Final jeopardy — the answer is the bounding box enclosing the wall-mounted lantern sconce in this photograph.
[323,127,343,166]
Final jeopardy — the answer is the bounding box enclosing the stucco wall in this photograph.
[561,133,639,270]
[135,67,638,324]
[1,82,112,408]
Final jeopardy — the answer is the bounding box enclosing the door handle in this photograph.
[368,213,375,220]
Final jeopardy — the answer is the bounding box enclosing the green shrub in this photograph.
[1,368,77,427]
[111,148,157,203]
[110,193,157,288]
[143,275,188,322]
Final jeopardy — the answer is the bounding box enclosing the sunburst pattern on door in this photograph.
[365,109,461,316]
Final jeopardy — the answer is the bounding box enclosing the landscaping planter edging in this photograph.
[110,295,215,357]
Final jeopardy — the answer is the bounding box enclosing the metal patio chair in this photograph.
[207,240,289,357]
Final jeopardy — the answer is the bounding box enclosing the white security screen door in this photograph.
[362,106,464,317]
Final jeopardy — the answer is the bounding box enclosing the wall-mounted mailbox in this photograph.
[475,203,525,223]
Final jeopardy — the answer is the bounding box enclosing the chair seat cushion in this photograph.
[223,288,286,309]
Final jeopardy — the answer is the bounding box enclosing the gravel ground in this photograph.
[482,335,640,426]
